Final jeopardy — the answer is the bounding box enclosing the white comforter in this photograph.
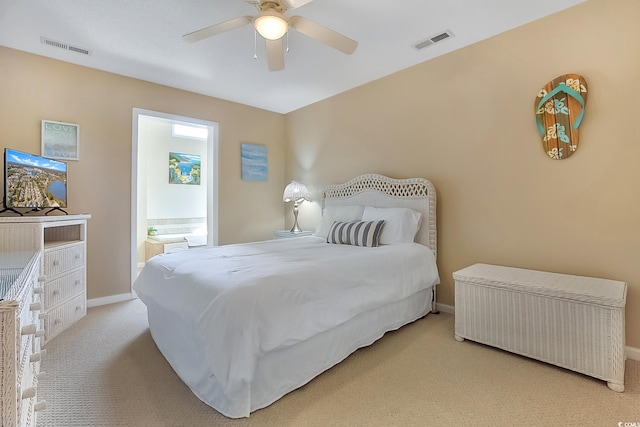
[134,236,439,416]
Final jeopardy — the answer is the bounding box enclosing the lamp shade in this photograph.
[254,11,288,40]
[283,181,310,203]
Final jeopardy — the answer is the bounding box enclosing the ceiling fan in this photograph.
[182,0,358,71]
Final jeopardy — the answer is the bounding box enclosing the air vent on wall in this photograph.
[40,36,92,55]
[413,29,454,50]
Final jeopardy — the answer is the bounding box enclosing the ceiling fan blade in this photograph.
[182,16,253,43]
[289,15,357,55]
[265,39,285,71]
[281,0,315,9]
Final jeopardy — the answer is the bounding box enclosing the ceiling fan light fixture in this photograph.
[254,11,288,40]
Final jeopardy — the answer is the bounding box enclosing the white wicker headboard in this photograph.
[321,174,437,258]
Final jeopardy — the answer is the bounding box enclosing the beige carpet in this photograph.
[37,299,639,426]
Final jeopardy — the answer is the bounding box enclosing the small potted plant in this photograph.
[147,226,158,236]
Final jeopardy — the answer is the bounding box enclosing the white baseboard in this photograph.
[435,303,640,361]
[87,293,135,308]
[436,303,454,314]
[626,345,640,362]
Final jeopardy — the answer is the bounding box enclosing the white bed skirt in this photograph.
[144,286,434,418]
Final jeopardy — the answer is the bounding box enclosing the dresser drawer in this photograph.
[19,360,39,427]
[44,293,86,342]
[20,393,35,427]
[18,332,34,391]
[18,358,35,418]
[43,243,85,278]
[28,287,43,331]
[18,301,41,373]
[43,269,85,308]
[17,333,44,427]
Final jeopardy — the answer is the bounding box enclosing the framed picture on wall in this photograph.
[241,143,267,182]
[41,120,80,160]
[169,152,201,185]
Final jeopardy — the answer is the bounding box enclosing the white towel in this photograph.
[185,234,207,247]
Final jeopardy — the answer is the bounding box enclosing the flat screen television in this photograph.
[2,148,68,215]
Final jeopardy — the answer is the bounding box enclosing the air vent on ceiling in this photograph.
[413,29,454,50]
[40,36,92,55]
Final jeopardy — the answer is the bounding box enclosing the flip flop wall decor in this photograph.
[535,74,588,160]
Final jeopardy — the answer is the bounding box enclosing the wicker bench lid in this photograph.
[453,263,627,308]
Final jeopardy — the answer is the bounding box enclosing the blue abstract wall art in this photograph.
[241,143,267,182]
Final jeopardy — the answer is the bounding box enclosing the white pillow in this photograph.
[361,206,422,244]
[314,205,364,238]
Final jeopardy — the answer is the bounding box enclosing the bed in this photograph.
[133,173,440,418]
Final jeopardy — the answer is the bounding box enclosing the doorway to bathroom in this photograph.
[130,108,218,289]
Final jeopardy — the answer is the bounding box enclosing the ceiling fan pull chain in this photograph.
[253,29,258,59]
[286,31,290,53]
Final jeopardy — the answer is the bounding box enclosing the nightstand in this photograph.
[273,230,313,239]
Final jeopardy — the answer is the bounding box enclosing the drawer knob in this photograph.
[30,352,44,362]
[34,400,47,411]
[75,280,81,285]
[21,387,36,400]
[30,302,42,311]
[33,287,44,294]
[35,329,45,338]
[52,260,60,266]
[75,254,81,259]
[21,324,37,335]
[54,319,62,325]
[53,290,60,295]
[76,305,83,311]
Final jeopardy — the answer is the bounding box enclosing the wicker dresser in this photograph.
[0,251,45,426]
[0,215,90,344]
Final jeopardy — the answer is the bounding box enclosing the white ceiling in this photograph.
[0,0,585,114]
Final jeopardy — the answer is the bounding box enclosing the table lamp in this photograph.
[283,181,310,232]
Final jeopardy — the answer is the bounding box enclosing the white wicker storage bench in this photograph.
[453,263,627,392]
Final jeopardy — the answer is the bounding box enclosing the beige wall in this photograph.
[285,0,640,348]
[0,47,286,300]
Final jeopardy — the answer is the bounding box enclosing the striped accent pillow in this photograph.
[327,220,385,247]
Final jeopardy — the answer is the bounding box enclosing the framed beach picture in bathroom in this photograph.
[169,152,201,185]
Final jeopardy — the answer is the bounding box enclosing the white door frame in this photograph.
[130,108,219,292]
